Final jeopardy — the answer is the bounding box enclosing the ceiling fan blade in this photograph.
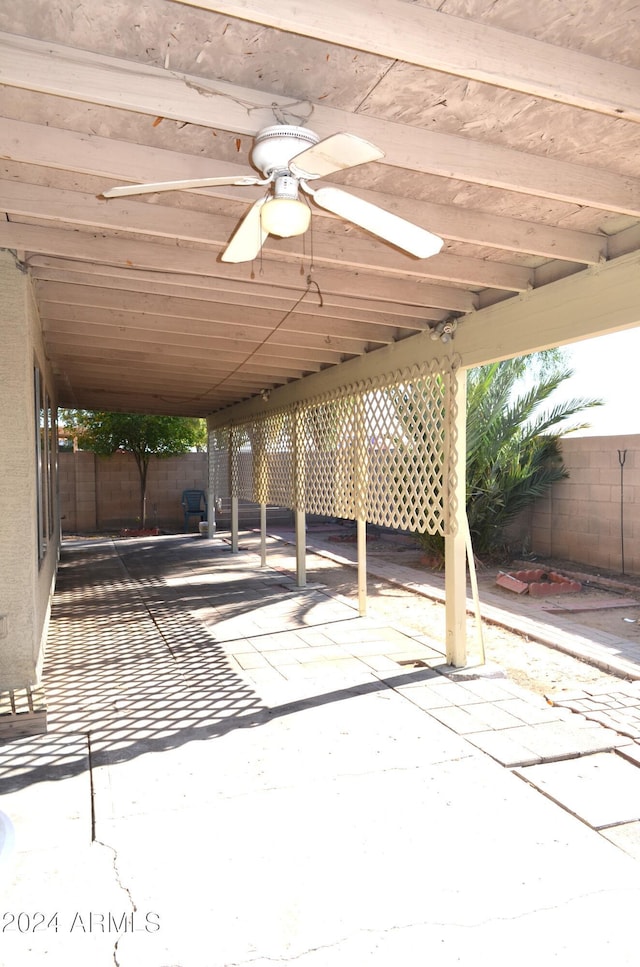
[290,133,384,179]
[312,186,444,258]
[101,175,263,199]
[221,197,269,263]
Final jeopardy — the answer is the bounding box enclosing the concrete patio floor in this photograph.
[3,532,640,966]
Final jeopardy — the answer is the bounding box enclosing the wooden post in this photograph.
[231,495,239,553]
[260,502,267,567]
[357,517,367,615]
[229,426,239,553]
[355,395,368,616]
[293,409,306,587]
[445,370,467,667]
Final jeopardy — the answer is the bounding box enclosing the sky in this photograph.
[545,328,639,438]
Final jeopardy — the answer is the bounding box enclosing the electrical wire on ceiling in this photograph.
[159,273,324,406]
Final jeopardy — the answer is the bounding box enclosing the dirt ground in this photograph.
[261,532,640,699]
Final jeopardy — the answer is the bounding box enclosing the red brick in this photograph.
[496,572,529,594]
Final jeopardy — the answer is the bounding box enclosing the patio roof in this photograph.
[2,0,640,416]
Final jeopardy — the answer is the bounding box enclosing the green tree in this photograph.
[68,411,206,527]
[418,352,602,561]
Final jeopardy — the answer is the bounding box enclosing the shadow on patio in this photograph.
[0,535,441,793]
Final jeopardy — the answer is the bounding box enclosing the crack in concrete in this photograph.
[92,834,137,967]
[87,734,137,967]
[225,885,640,964]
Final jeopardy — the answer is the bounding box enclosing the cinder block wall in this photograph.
[60,451,208,532]
[59,450,294,533]
[517,435,639,575]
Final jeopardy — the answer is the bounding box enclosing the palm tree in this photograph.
[419,352,602,561]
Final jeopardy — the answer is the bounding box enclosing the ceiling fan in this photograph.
[102,124,444,263]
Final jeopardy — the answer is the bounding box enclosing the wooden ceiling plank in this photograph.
[36,283,403,343]
[42,317,345,364]
[59,378,270,405]
[28,259,450,322]
[54,392,226,416]
[40,304,380,354]
[1,222,477,311]
[3,118,604,264]
[31,267,437,329]
[54,358,301,386]
[3,180,530,290]
[2,33,639,214]
[174,0,640,122]
[44,331,324,373]
[46,341,308,380]
[57,377,253,397]
[57,359,284,384]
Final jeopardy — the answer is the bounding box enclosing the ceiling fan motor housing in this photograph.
[251,125,319,177]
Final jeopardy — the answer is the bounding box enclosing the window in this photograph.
[34,365,57,561]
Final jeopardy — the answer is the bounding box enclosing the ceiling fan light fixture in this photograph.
[261,196,311,238]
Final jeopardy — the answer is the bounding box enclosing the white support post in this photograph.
[355,395,368,616]
[260,502,267,567]
[293,408,306,588]
[207,485,216,539]
[357,517,367,616]
[228,426,239,553]
[295,508,306,588]
[445,370,468,667]
[231,495,239,553]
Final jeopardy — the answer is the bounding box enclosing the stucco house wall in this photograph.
[0,251,60,689]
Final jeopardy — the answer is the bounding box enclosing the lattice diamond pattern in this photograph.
[209,427,230,499]
[209,358,457,536]
[301,395,359,519]
[233,426,253,501]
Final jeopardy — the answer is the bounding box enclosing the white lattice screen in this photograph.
[208,358,459,536]
[209,427,230,499]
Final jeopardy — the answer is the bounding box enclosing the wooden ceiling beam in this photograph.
[60,374,284,405]
[2,181,531,290]
[209,252,640,425]
[1,222,478,311]
[40,304,380,354]
[36,278,431,333]
[2,118,605,264]
[44,331,325,373]
[31,269,438,331]
[56,379,265,411]
[2,33,639,214]
[176,0,640,122]
[41,317,346,364]
[48,347,311,381]
[56,361,278,387]
[36,282,404,343]
[52,356,301,387]
[28,258,447,320]
[54,386,231,415]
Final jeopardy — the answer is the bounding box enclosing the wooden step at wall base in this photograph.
[0,687,47,741]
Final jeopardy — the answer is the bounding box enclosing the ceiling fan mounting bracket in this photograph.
[251,125,319,177]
